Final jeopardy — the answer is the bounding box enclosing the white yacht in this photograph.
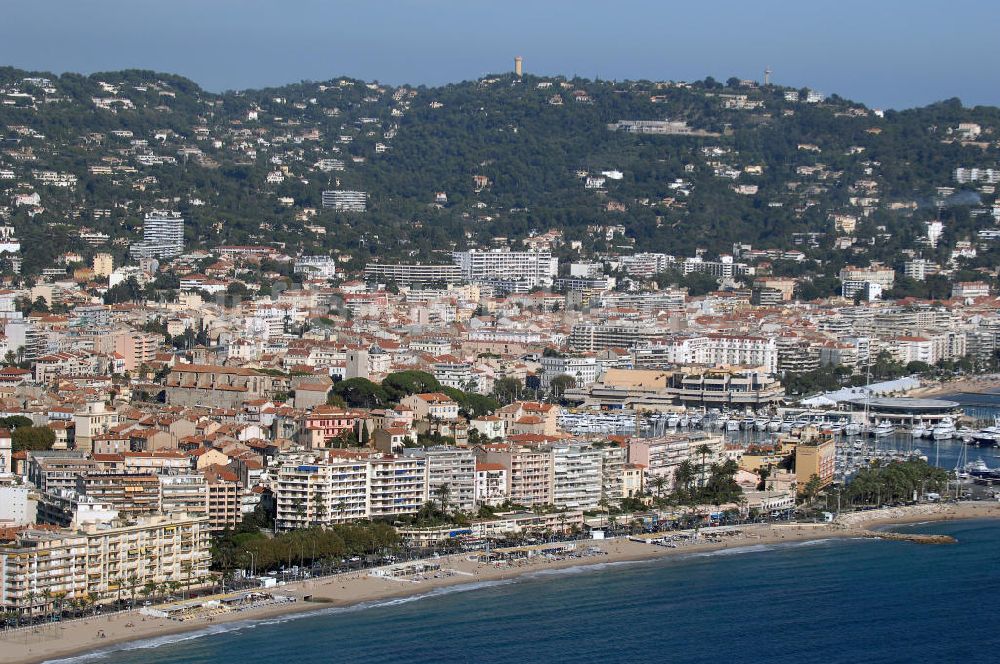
[932,417,956,440]
[872,420,895,437]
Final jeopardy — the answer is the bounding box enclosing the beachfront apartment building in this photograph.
[628,435,695,489]
[793,430,836,492]
[600,445,627,501]
[204,466,243,532]
[275,454,429,530]
[547,443,603,510]
[367,456,428,519]
[274,458,370,530]
[0,513,212,616]
[476,444,553,506]
[474,462,509,506]
[404,446,476,513]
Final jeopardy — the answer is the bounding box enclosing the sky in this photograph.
[1,0,997,110]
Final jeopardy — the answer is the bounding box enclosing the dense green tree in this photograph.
[12,426,56,452]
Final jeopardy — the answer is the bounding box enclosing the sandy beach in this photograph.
[6,501,1000,664]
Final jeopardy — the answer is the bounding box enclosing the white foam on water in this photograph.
[687,544,776,558]
[523,558,648,578]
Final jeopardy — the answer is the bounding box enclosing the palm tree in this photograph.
[695,443,713,488]
[25,590,38,621]
[650,475,667,500]
[434,483,451,514]
[127,573,140,609]
[142,581,158,605]
[181,563,193,599]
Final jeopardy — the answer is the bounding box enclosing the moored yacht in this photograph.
[932,417,956,440]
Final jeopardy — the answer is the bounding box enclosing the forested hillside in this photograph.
[1,66,999,276]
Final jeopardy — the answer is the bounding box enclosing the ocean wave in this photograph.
[523,558,648,578]
[784,538,833,547]
[688,544,775,558]
[41,580,516,663]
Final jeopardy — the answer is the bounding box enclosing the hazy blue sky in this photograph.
[2,0,996,109]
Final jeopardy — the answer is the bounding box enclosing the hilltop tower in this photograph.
[514,56,523,77]
[764,66,772,86]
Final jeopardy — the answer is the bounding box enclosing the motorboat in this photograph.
[872,420,895,437]
[932,417,956,440]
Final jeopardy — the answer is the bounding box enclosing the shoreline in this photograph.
[8,501,1000,664]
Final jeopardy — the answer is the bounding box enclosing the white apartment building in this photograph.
[600,445,627,501]
[954,167,1000,184]
[130,210,184,259]
[367,456,428,518]
[451,249,558,289]
[539,355,601,389]
[321,190,367,212]
[597,290,686,314]
[404,446,476,513]
[633,336,711,368]
[705,334,778,373]
[548,443,603,510]
[903,258,936,281]
[293,255,338,280]
[363,262,463,285]
[274,458,369,530]
[159,474,209,519]
[568,322,662,351]
[839,265,895,298]
[431,361,475,391]
[474,462,509,506]
[620,252,672,278]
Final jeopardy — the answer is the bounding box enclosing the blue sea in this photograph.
[51,519,1000,664]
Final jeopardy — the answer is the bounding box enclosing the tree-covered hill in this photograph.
[1,66,999,274]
